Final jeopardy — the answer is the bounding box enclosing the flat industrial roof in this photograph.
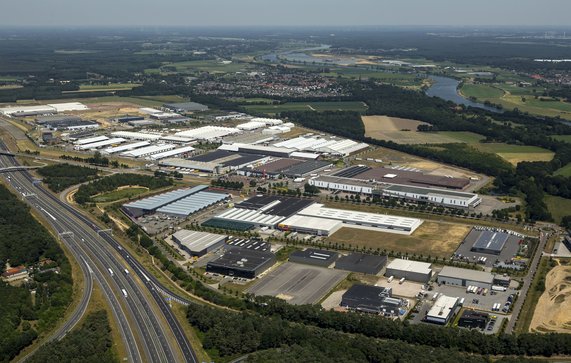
[172,230,226,253]
[215,208,285,226]
[290,248,339,263]
[336,253,387,270]
[207,247,275,271]
[148,146,195,160]
[123,185,207,211]
[175,126,240,140]
[77,137,125,150]
[352,167,469,190]
[386,258,432,275]
[278,214,343,232]
[438,266,494,283]
[164,102,208,111]
[104,141,150,154]
[121,144,175,157]
[297,204,423,232]
[427,295,458,320]
[282,160,332,177]
[156,191,228,216]
[471,230,509,253]
[248,158,303,174]
[236,195,315,217]
[384,184,479,200]
[111,131,162,140]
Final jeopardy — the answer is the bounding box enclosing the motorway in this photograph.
[0,139,197,363]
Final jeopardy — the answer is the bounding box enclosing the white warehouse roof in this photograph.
[111,131,162,141]
[251,117,283,125]
[77,138,126,150]
[297,204,423,234]
[156,191,228,216]
[175,126,241,140]
[121,144,175,158]
[74,135,108,145]
[172,230,227,253]
[139,107,162,115]
[278,214,343,234]
[426,295,458,322]
[147,146,195,160]
[47,102,88,112]
[0,105,56,116]
[215,208,285,227]
[104,141,150,154]
[386,258,432,275]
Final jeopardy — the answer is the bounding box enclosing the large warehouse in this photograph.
[426,295,458,325]
[206,248,276,278]
[163,102,208,113]
[340,284,404,315]
[155,191,229,217]
[470,230,510,255]
[296,204,423,235]
[289,248,339,267]
[385,258,433,283]
[123,185,209,217]
[437,266,494,289]
[335,253,387,275]
[277,214,343,236]
[379,184,481,210]
[172,230,227,257]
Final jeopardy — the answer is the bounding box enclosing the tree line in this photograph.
[74,173,172,204]
[37,163,99,192]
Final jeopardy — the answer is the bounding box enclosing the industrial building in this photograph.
[309,175,373,195]
[379,184,481,210]
[237,121,267,131]
[162,151,269,173]
[236,195,315,217]
[296,204,423,235]
[156,190,229,217]
[121,144,175,158]
[213,208,285,228]
[219,143,295,158]
[147,146,195,161]
[47,102,89,112]
[36,115,99,131]
[470,230,510,255]
[160,135,195,144]
[340,284,403,315]
[172,230,226,256]
[237,158,304,178]
[385,258,432,282]
[277,214,343,236]
[458,310,489,330]
[74,135,108,145]
[206,248,276,278]
[163,102,208,113]
[335,253,387,275]
[75,138,126,150]
[104,141,151,154]
[437,266,494,289]
[175,126,240,140]
[426,295,458,325]
[0,102,88,117]
[273,136,368,156]
[123,185,209,217]
[111,131,162,141]
[226,238,270,252]
[289,248,339,267]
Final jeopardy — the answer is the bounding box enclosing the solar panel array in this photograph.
[333,166,371,178]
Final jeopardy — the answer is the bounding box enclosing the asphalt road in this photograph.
[0,140,197,362]
[504,231,548,334]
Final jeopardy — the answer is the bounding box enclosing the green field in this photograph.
[544,195,571,224]
[227,97,277,104]
[552,135,571,143]
[436,131,485,143]
[555,163,571,177]
[77,83,141,92]
[471,143,554,165]
[243,101,368,114]
[460,83,505,99]
[92,187,148,203]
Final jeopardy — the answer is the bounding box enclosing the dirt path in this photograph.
[529,264,571,333]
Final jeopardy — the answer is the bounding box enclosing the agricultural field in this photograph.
[362,115,485,144]
[471,143,554,165]
[555,163,571,177]
[243,101,368,114]
[74,83,141,93]
[460,82,571,120]
[530,264,571,333]
[544,195,571,224]
[327,222,471,258]
[552,135,571,143]
[91,187,149,203]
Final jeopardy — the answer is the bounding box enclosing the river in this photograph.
[425,75,503,113]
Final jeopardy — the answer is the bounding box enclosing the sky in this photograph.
[1,0,570,27]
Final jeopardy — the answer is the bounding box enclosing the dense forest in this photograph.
[188,303,540,363]
[37,163,99,192]
[74,173,172,204]
[27,310,116,363]
[0,184,73,362]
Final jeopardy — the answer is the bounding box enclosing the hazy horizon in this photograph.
[1,0,570,27]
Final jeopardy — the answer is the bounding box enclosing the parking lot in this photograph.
[432,284,516,315]
[247,262,348,305]
[452,228,523,268]
[376,276,424,298]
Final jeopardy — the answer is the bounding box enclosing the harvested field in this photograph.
[327,222,470,258]
[530,265,571,333]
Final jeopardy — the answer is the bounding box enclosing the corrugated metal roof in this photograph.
[123,185,208,211]
[156,191,228,216]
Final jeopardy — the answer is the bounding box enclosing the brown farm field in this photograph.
[326,221,470,258]
[530,264,571,333]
